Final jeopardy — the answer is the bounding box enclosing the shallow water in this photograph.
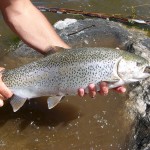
[0,0,150,150]
[0,94,131,150]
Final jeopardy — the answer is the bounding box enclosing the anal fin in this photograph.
[108,80,125,89]
[47,95,64,109]
[10,95,27,112]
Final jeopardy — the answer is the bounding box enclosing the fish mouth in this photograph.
[144,66,150,74]
[133,66,150,80]
[133,66,150,81]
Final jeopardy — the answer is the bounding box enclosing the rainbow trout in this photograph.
[1,47,150,112]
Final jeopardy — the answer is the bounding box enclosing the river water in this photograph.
[0,0,149,150]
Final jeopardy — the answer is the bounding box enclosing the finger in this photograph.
[113,86,126,93]
[99,82,108,95]
[0,94,4,107]
[0,82,13,99]
[0,68,12,99]
[78,88,85,97]
[0,67,5,71]
[0,99,4,107]
[88,83,96,98]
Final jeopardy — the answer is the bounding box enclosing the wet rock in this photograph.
[13,18,132,58]
[11,42,43,58]
[10,18,150,150]
[55,18,131,49]
[127,78,150,150]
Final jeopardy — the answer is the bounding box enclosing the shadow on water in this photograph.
[0,97,80,131]
[0,93,132,150]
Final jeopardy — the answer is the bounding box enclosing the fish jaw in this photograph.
[117,57,150,84]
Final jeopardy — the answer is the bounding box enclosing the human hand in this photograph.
[0,67,13,107]
[78,82,126,97]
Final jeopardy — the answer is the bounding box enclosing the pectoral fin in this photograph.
[47,95,64,109]
[10,95,27,112]
[107,80,125,89]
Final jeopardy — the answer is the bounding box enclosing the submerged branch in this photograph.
[37,6,150,26]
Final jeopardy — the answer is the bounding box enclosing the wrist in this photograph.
[42,45,71,55]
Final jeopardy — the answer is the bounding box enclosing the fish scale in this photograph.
[1,47,149,112]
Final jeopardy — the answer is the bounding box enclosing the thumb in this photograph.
[0,69,13,99]
[0,82,13,99]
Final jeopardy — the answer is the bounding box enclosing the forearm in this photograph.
[0,0,70,53]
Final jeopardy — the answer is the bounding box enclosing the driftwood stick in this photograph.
[37,6,150,26]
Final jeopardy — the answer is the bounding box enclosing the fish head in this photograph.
[117,53,150,83]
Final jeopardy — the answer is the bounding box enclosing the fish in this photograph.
[1,47,150,112]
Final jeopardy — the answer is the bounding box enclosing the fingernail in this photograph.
[89,83,95,88]
[121,88,126,93]
[78,88,84,97]
[117,87,126,93]
[103,87,108,93]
